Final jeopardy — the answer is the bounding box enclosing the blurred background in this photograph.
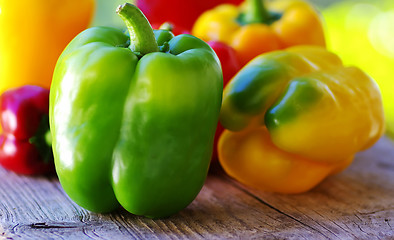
[90,0,394,138]
[318,0,394,139]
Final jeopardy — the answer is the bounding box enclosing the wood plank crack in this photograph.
[385,218,392,230]
[28,222,83,229]
[227,179,332,240]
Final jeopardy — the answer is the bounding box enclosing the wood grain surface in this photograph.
[0,137,393,239]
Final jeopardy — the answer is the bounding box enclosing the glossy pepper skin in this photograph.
[148,26,239,162]
[0,86,53,175]
[50,4,222,218]
[218,46,385,194]
[136,0,242,31]
[192,0,326,66]
[0,0,94,94]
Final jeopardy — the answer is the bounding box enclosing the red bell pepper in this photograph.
[207,41,241,84]
[136,0,243,31]
[0,85,53,175]
[207,41,241,160]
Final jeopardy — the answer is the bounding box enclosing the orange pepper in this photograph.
[192,0,325,65]
[0,0,94,94]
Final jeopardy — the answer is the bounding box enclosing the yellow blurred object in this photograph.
[218,46,385,193]
[323,1,394,137]
[0,0,94,93]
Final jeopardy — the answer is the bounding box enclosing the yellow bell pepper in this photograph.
[192,0,325,66]
[218,46,385,194]
[0,0,94,94]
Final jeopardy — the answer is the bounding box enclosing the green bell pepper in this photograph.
[49,3,222,218]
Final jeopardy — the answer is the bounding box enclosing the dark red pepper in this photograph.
[0,85,53,175]
[207,41,241,84]
[207,41,241,160]
[136,0,243,31]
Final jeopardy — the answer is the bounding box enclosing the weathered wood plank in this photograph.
[227,137,394,239]
[0,168,318,239]
[0,137,393,239]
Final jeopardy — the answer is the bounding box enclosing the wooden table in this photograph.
[0,137,393,239]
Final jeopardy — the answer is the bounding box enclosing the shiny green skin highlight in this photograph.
[49,27,222,218]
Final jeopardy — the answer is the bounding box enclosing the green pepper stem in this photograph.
[116,3,159,57]
[45,129,52,147]
[242,0,270,24]
[28,115,53,163]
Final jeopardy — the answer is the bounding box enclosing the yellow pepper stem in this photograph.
[240,0,271,24]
